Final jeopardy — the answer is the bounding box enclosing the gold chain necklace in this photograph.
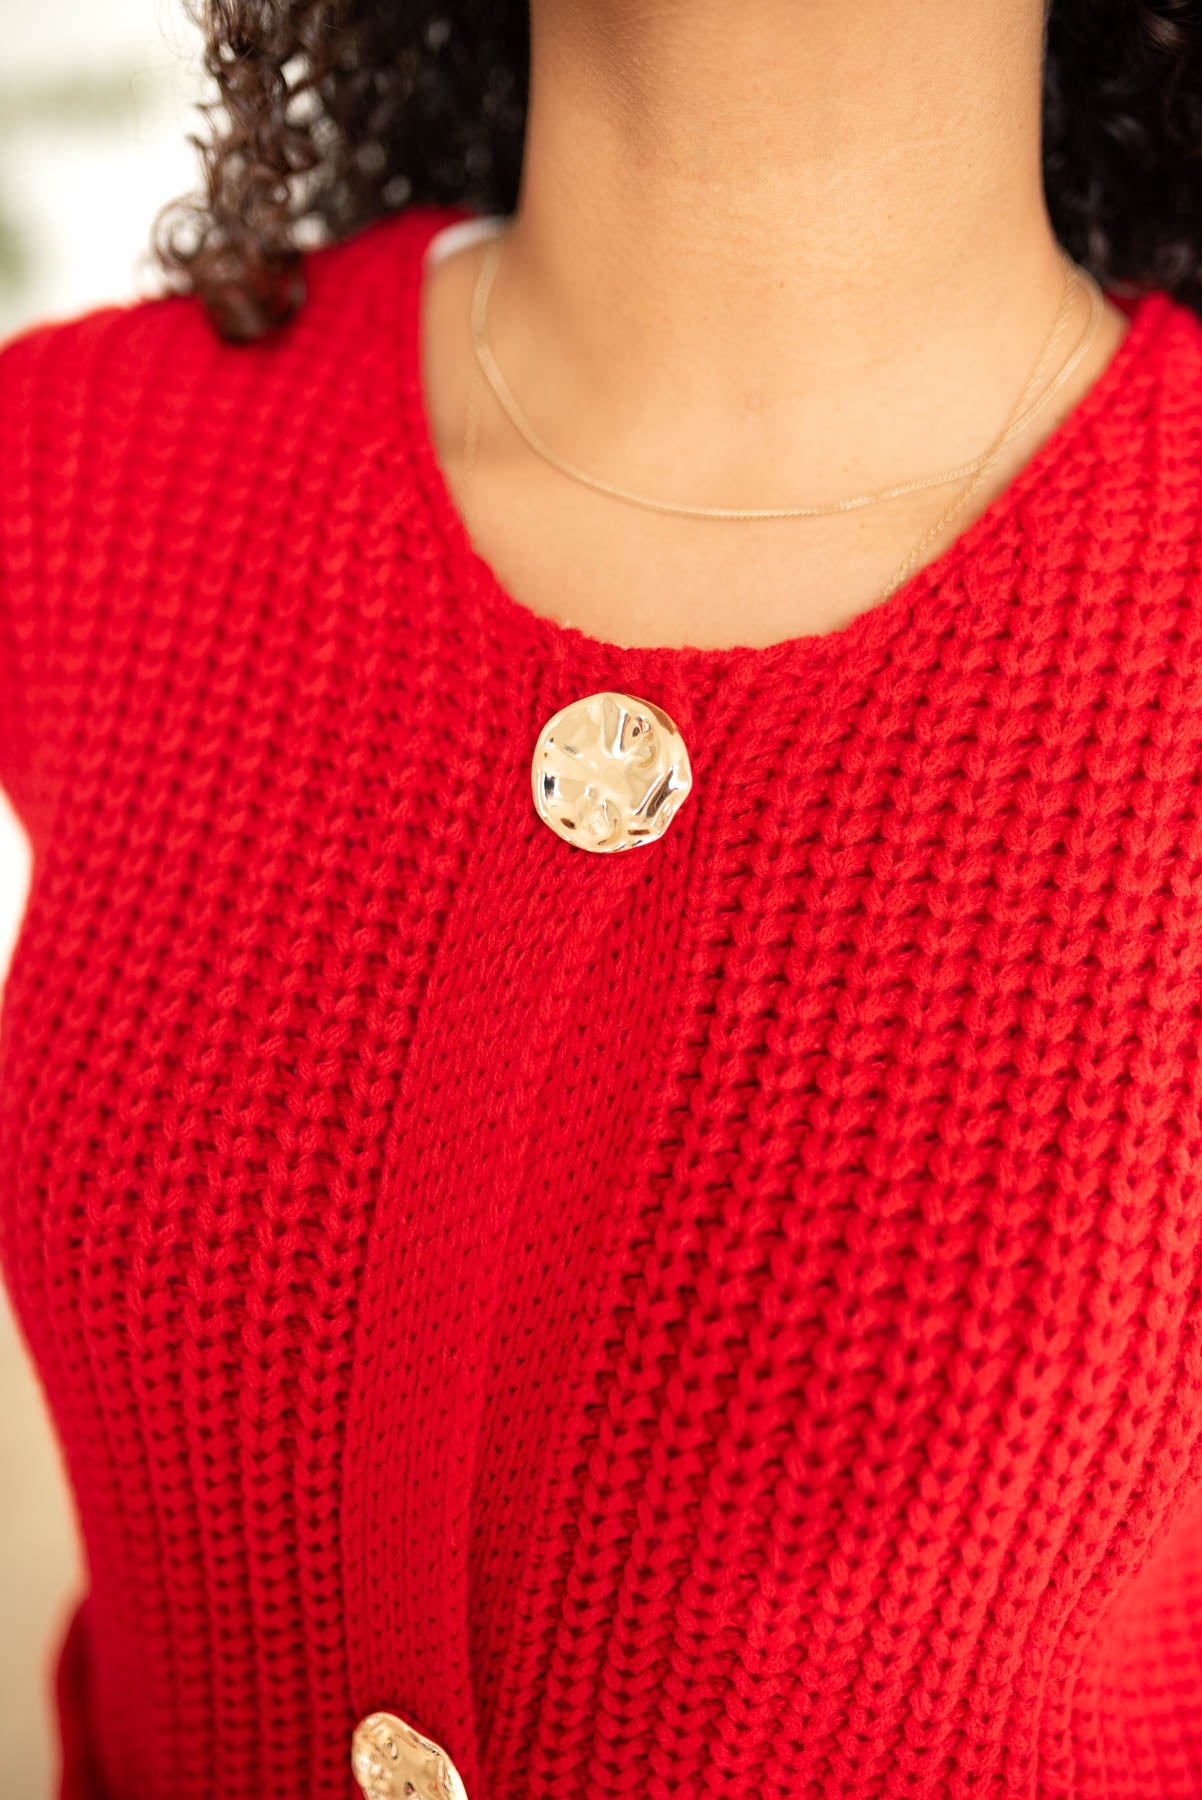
[462,230,1104,603]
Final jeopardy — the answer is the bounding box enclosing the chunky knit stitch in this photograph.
[3,200,1202,1800]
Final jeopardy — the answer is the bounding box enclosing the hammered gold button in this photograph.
[531,689,693,852]
[351,1710,469,1800]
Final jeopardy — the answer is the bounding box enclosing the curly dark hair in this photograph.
[151,0,1202,344]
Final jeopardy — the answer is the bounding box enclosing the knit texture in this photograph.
[2,202,1202,1800]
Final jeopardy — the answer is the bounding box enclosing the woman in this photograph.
[2,1,1201,1796]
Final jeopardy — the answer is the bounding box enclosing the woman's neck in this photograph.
[484,0,1114,499]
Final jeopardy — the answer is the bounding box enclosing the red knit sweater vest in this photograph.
[3,202,1202,1800]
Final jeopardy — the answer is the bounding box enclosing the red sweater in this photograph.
[3,201,1202,1800]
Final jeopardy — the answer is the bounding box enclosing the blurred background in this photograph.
[0,3,206,1789]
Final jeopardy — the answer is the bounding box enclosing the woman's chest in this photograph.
[3,612,1198,1385]
[3,611,1202,1793]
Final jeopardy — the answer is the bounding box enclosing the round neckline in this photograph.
[394,202,1171,687]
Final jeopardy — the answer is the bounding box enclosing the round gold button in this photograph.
[531,690,693,852]
[351,1710,469,1800]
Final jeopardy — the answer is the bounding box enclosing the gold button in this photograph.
[351,1710,469,1800]
[531,690,693,852]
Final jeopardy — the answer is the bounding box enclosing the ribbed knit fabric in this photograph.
[3,200,1202,1800]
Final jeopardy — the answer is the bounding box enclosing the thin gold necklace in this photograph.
[461,233,1104,603]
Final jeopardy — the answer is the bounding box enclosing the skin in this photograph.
[420,0,1133,651]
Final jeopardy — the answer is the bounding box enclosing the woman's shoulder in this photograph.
[0,204,461,584]
[0,203,459,410]
[0,204,454,556]
[0,208,460,840]
[0,275,235,415]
